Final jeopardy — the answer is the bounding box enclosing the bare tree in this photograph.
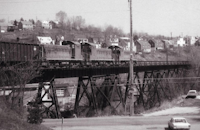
[20,18,24,21]
[0,19,5,23]
[73,16,85,30]
[56,11,67,28]
[0,61,40,112]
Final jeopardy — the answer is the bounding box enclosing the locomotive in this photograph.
[0,41,133,67]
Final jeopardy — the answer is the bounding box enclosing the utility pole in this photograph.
[171,32,172,40]
[129,0,134,116]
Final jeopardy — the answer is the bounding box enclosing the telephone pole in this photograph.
[171,32,172,40]
[129,0,134,116]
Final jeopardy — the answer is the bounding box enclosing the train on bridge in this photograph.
[0,41,133,67]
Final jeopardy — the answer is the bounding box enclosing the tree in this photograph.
[14,20,18,26]
[133,35,138,41]
[56,11,67,28]
[71,16,85,30]
[29,19,35,25]
[102,25,124,47]
[0,61,40,112]
[35,20,43,34]
[20,18,24,21]
[35,20,42,28]
[66,19,72,30]
[0,19,5,23]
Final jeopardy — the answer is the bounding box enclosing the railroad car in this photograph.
[0,41,41,65]
[0,41,132,67]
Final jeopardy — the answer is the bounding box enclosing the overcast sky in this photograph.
[0,0,200,37]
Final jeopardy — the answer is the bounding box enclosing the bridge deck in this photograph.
[32,61,189,83]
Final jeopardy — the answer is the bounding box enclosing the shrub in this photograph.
[27,103,43,124]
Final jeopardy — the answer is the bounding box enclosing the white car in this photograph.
[168,117,191,130]
[186,90,197,98]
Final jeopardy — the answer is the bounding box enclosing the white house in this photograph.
[42,21,52,29]
[190,36,197,45]
[37,36,53,44]
[177,37,186,47]
[21,21,33,30]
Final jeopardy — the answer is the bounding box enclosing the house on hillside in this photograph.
[119,37,130,51]
[18,21,33,30]
[148,39,156,52]
[87,37,102,48]
[190,36,197,45]
[177,37,186,47]
[0,22,15,32]
[109,35,119,46]
[154,40,164,50]
[162,39,177,50]
[42,21,52,29]
[148,39,156,48]
[37,36,53,44]
[161,40,171,50]
[169,39,178,47]
[194,38,200,46]
[49,21,59,29]
[135,40,151,53]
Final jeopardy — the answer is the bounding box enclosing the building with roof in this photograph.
[190,36,197,45]
[108,35,119,46]
[177,37,186,47]
[37,36,53,44]
[155,40,164,50]
[148,39,157,53]
[49,21,59,29]
[161,39,176,50]
[19,21,33,30]
[0,22,15,32]
[119,37,131,51]
[42,21,51,29]
[135,40,151,53]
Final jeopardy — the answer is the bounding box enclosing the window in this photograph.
[56,89,65,97]
[175,119,186,123]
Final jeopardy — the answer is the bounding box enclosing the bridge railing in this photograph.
[135,61,189,66]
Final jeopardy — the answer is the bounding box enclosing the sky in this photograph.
[0,0,200,37]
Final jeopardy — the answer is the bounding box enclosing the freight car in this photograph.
[0,41,132,67]
[0,41,42,65]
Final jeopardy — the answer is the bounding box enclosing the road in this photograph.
[42,96,200,130]
[42,114,200,130]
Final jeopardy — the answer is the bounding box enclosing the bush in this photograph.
[134,104,145,114]
[0,99,50,130]
[27,103,43,124]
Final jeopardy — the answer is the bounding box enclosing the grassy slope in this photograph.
[0,100,51,130]
[142,95,200,115]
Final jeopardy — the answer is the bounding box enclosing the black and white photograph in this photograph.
[0,0,200,130]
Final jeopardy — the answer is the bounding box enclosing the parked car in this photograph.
[186,90,197,99]
[168,117,191,130]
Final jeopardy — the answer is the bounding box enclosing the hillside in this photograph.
[0,29,189,63]
[134,48,187,61]
[0,99,51,130]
